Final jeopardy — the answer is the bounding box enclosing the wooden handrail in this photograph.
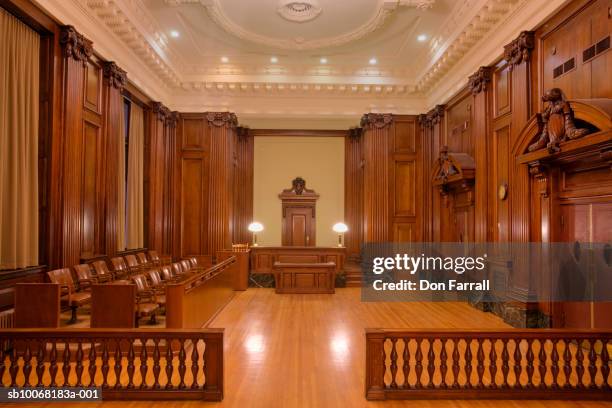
[365,328,611,400]
[0,328,224,401]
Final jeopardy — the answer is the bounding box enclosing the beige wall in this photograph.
[253,136,344,247]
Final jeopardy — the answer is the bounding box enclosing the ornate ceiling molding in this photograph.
[277,0,322,23]
[165,0,433,50]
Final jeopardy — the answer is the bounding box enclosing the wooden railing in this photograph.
[0,329,223,400]
[366,329,611,400]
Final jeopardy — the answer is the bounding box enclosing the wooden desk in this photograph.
[250,246,345,274]
[273,262,336,294]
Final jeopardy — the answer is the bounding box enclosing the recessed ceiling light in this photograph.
[270,56,278,63]
[417,34,427,42]
[320,57,328,64]
[170,30,180,38]
[369,57,377,65]
[221,56,229,63]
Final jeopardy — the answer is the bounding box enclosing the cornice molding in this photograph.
[468,66,492,95]
[503,31,535,67]
[60,25,93,63]
[360,113,394,129]
[166,0,434,50]
[103,62,127,90]
[206,112,238,128]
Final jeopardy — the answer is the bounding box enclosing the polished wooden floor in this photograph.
[12,288,612,407]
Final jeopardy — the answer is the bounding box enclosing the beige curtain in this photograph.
[117,102,126,250]
[126,103,144,248]
[0,8,40,270]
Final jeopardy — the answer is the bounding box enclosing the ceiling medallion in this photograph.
[277,0,322,23]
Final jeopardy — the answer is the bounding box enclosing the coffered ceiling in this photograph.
[34,0,569,125]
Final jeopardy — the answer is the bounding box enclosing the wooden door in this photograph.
[554,202,612,329]
[283,207,315,246]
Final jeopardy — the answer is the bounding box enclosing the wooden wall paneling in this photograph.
[426,106,445,242]
[390,115,420,242]
[469,67,493,242]
[345,127,363,260]
[417,115,433,241]
[177,114,209,258]
[360,114,392,243]
[207,113,238,258]
[101,62,127,257]
[233,127,254,245]
[164,111,179,258]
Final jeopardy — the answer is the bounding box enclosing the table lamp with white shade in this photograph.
[332,222,348,247]
[248,222,264,247]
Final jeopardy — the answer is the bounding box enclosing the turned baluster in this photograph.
[75,341,84,386]
[501,338,509,388]
[602,339,610,389]
[562,338,572,389]
[191,339,200,389]
[153,339,161,389]
[127,341,136,389]
[440,338,448,388]
[538,339,547,389]
[526,338,534,388]
[426,338,435,388]
[165,340,174,389]
[402,338,410,388]
[390,338,398,388]
[62,341,71,386]
[575,339,585,388]
[587,339,597,389]
[489,338,498,388]
[140,338,148,389]
[415,338,423,388]
[36,340,45,387]
[464,338,473,388]
[88,341,97,387]
[22,344,32,387]
[49,342,58,387]
[551,339,560,388]
[178,339,187,389]
[513,339,522,388]
[451,338,460,388]
[9,347,18,386]
[113,339,122,389]
[101,342,110,388]
[476,338,484,388]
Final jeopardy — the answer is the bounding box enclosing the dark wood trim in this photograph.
[250,129,349,138]
[0,0,58,34]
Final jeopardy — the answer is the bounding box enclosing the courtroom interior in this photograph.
[0,0,611,406]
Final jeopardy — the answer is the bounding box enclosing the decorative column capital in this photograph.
[60,25,93,64]
[348,126,363,140]
[504,31,535,67]
[166,111,180,128]
[103,62,127,90]
[206,112,238,128]
[427,105,445,125]
[360,113,393,129]
[468,66,493,95]
[237,126,251,140]
[417,113,431,129]
[150,101,171,121]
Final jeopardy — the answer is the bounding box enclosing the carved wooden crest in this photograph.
[432,147,475,194]
[60,26,93,64]
[527,88,591,153]
[360,113,393,129]
[103,62,127,90]
[468,66,492,95]
[280,177,318,198]
[503,31,534,67]
[206,112,238,128]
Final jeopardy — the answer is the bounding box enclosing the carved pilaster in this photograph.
[468,66,493,95]
[206,112,238,128]
[60,25,93,64]
[427,105,445,125]
[360,113,393,129]
[504,31,535,67]
[102,62,127,90]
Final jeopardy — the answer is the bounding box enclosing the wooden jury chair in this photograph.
[73,264,98,290]
[46,268,91,324]
[125,254,145,275]
[136,252,150,268]
[110,256,130,280]
[159,265,178,282]
[130,274,164,325]
[91,260,115,283]
[147,250,161,266]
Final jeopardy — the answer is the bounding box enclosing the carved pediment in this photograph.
[432,147,475,194]
[279,177,319,201]
[516,90,612,167]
